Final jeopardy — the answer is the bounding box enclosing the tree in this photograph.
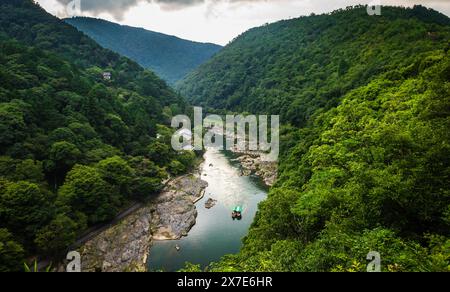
[130,177,163,201]
[68,122,97,140]
[0,157,15,178]
[35,214,79,258]
[48,127,77,145]
[178,262,202,272]
[0,228,24,272]
[84,144,121,164]
[97,156,133,196]
[129,156,167,179]
[48,141,82,170]
[46,141,82,186]
[176,151,197,170]
[0,102,26,151]
[0,0,186,264]
[57,165,121,224]
[102,114,129,147]
[168,160,185,175]
[147,141,171,166]
[14,159,44,183]
[0,180,51,243]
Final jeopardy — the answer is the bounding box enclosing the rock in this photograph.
[79,206,153,272]
[152,175,208,240]
[236,154,278,186]
[205,198,217,209]
[78,165,208,272]
[165,175,208,203]
[151,194,198,240]
[241,168,252,177]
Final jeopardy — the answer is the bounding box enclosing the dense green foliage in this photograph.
[0,228,24,272]
[178,6,450,127]
[179,6,450,272]
[210,52,450,272]
[65,17,222,84]
[1,1,449,272]
[0,0,197,271]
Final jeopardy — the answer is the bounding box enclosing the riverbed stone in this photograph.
[205,198,218,209]
[236,154,278,186]
[152,175,207,240]
[79,174,208,272]
[79,206,153,272]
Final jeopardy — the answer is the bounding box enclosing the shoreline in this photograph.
[77,158,208,272]
[76,150,277,272]
[229,150,278,187]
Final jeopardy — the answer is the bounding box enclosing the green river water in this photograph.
[148,149,268,271]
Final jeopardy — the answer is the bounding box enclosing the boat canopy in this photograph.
[234,206,243,213]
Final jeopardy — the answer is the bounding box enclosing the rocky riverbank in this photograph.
[78,174,208,272]
[79,205,154,272]
[76,150,274,272]
[234,153,278,187]
[151,175,208,240]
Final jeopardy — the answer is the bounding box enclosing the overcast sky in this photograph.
[36,0,450,45]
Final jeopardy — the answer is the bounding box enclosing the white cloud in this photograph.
[36,0,450,45]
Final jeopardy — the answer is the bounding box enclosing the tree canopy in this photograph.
[179,6,450,272]
[65,17,222,84]
[0,0,199,267]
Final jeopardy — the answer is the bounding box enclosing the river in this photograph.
[148,149,268,271]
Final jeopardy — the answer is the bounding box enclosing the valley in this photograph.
[0,1,448,273]
[65,17,222,84]
[148,149,269,272]
[76,148,270,272]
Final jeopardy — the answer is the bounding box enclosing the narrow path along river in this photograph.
[148,149,268,271]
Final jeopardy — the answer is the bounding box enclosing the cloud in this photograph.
[57,0,276,20]
[56,0,212,19]
[38,0,450,44]
[57,0,137,19]
[55,0,450,20]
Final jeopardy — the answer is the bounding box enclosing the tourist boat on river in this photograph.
[232,206,243,220]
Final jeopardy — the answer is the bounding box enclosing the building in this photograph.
[103,72,111,81]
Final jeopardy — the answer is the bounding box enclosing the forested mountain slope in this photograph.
[178,5,450,126]
[65,17,222,84]
[211,50,450,272]
[0,0,195,271]
[178,6,450,272]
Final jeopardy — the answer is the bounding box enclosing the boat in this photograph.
[232,206,243,220]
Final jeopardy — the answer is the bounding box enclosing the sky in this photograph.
[36,0,450,45]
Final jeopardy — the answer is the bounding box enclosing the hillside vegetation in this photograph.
[178,6,450,126]
[65,17,222,84]
[178,6,450,272]
[0,0,196,271]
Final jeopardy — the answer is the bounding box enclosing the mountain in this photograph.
[178,6,450,271]
[178,5,450,125]
[0,0,197,271]
[65,17,222,84]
